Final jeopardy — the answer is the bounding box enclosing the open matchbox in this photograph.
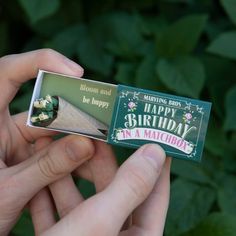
[27,70,211,162]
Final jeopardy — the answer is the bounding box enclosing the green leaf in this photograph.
[228,133,236,154]
[115,62,137,86]
[119,0,156,9]
[105,12,144,59]
[139,15,168,36]
[165,178,216,236]
[163,0,192,2]
[183,213,236,236]
[59,0,84,23]
[10,83,33,114]
[135,52,168,92]
[76,25,114,76]
[18,0,60,24]
[22,37,43,52]
[220,0,236,25]
[113,146,134,166]
[77,179,96,199]
[203,55,236,119]
[156,14,208,57]
[205,117,228,157]
[11,210,34,236]
[171,151,225,187]
[47,25,84,57]
[224,85,236,131]
[207,31,236,60]
[136,54,157,88]
[171,159,214,185]
[218,174,236,216]
[222,134,236,173]
[33,17,67,38]
[172,152,225,187]
[156,56,205,98]
[0,22,8,56]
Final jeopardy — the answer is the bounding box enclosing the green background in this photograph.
[40,72,117,125]
[1,0,235,235]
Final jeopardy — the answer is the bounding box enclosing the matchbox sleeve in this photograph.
[107,85,211,162]
[28,71,211,162]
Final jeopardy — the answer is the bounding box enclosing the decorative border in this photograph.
[110,88,205,159]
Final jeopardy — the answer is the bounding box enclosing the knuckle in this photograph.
[0,55,12,69]
[31,204,49,217]
[38,48,59,61]
[37,149,65,179]
[123,166,152,200]
[0,177,19,206]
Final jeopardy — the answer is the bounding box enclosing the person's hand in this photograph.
[0,49,94,235]
[0,49,171,236]
[31,141,171,236]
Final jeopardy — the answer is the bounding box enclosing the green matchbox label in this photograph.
[108,85,211,162]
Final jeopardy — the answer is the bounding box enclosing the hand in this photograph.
[0,49,94,235]
[31,141,171,236]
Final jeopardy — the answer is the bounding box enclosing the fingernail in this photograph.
[65,138,90,162]
[142,144,166,170]
[63,57,84,77]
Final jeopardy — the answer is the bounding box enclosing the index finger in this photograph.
[0,49,83,111]
[13,112,57,143]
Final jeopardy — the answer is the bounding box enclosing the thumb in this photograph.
[40,144,166,236]
[101,144,166,233]
[9,135,94,204]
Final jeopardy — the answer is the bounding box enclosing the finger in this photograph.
[50,175,84,218]
[99,144,166,235]
[89,141,117,192]
[5,137,52,175]
[50,141,118,218]
[34,137,53,152]
[30,188,56,236]
[72,141,117,183]
[0,49,83,111]
[13,112,58,144]
[132,157,171,234]
[8,135,94,206]
[0,159,7,169]
[10,112,57,165]
[42,144,166,236]
[30,137,56,235]
[72,161,93,181]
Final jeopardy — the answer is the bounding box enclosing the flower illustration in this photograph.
[38,112,50,121]
[33,99,48,108]
[128,101,137,112]
[183,112,193,123]
[185,113,192,120]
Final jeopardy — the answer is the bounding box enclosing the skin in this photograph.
[0,49,171,236]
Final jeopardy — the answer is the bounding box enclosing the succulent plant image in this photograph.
[31,95,108,139]
[30,95,58,126]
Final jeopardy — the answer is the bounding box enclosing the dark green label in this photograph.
[108,85,211,162]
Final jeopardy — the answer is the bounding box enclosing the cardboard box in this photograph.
[27,70,211,162]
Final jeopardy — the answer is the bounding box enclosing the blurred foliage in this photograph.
[1,0,235,235]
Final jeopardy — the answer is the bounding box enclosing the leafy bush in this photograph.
[1,0,235,235]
